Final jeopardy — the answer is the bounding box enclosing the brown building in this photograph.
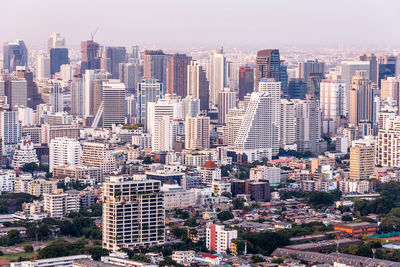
[143,50,168,86]
[255,49,280,91]
[53,165,103,184]
[167,54,192,98]
[41,124,79,144]
[80,40,100,74]
[334,222,377,237]
[238,66,254,100]
[231,179,271,201]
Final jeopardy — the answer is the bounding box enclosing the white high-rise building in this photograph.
[138,78,163,130]
[235,92,273,161]
[11,138,39,169]
[187,60,209,111]
[218,88,236,124]
[0,170,15,192]
[376,116,400,167]
[60,64,72,81]
[320,80,346,134]
[36,55,50,80]
[381,76,400,108]
[0,109,22,153]
[224,108,244,146]
[280,99,296,148]
[102,80,126,128]
[49,80,63,113]
[17,106,34,126]
[258,79,281,155]
[378,100,398,130]
[185,116,210,150]
[152,115,177,152]
[71,75,85,116]
[102,175,165,251]
[182,95,200,118]
[209,49,226,105]
[49,137,82,172]
[147,96,182,136]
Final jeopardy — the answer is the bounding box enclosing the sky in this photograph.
[1,0,400,50]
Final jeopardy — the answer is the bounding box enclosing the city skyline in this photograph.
[2,0,400,49]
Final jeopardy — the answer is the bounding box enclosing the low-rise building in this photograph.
[172,251,195,264]
[206,224,238,254]
[161,184,195,209]
[28,179,57,196]
[43,189,80,219]
[334,222,378,237]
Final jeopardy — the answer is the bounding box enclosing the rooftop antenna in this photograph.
[91,27,99,42]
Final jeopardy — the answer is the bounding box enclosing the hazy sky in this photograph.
[2,0,400,49]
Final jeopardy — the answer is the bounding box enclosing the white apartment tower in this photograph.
[218,88,236,124]
[376,116,400,167]
[185,116,210,150]
[49,137,82,172]
[209,49,226,105]
[280,99,296,148]
[320,80,346,134]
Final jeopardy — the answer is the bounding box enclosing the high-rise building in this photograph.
[167,54,191,98]
[147,97,182,135]
[381,76,400,105]
[206,224,237,255]
[320,80,346,134]
[255,49,280,91]
[102,47,127,79]
[102,80,125,128]
[280,99,296,148]
[350,137,375,180]
[50,48,69,75]
[71,74,85,116]
[152,115,176,152]
[359,53,377,85]
[238,66,254,101]
[137,78,163,130]
[11,138,39,169]
[47,33,65,52]
[36,55,51,80]
[49,80,63,113]
[218,88,236,124]
[341,61,370,111]
[376,117,400,167]
[143,50,168,86]
[3,40,28,72]
[235,92,273,161]
[209,49,227,105]
[288,78,308,99]
[307,73,325,98]
[348,71,373,126]
[298,59,325,85]
[223,108,244,146]
[185,116,210,150]
[0,109,22,154]
[49,137,82,172]
[280,61,289,95]
[119,62,141,94]
[294,98,321,154]
[182,95,200,118]
[44,189,80,219]
[258,79,281,155]
[187,60,209,111]
[80,40,101,73]
[80,142,115,174]
[102,175,165,251]
[377,55,397,89]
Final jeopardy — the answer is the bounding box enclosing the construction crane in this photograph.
[91,27,99,42]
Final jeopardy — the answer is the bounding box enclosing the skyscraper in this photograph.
[298,59,325,84]
[71,74,85,116]
[381,76,400,109]
[320,80,346,134]
[80,40,101,73]
[187,60,209,111]
[102,47,127,79]
[102,80,126,128]
[143,50,168,87]
[167,54,192,98]
[102,175,165,251]
[359,53,377,85]
[255,49,280,91]
[185,115,210,150]
[137,78,163,130]
[209,48,226,105]
[50,48,69,75]
[377,55,397,88]
[235,92,273,161]
[3,40,28,72]
[49,80,63,113]
[119,62,141,94]
[238,66,254,100]
[0,109,22,154]
[376,117,400,167]
[288,78,308,99]
[47,33,65,52]
[348,71,373,127]
[218,88,236,124]
[37,55,51,80]
[280,99,296,148]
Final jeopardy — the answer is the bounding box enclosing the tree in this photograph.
[159,256,181,267]
[271,257,284,264]
[232,239,246,255]
[81,246,109,261]
[21,162,39,173]
[221,192,232,198]
[251,255,265,263]
[341,215,353,222]
[171,227,188,240]
[24,244,34,253]
[217,210,234,221]
[7,230,22,245]
[184,218,198,227]
[232,198,245,210]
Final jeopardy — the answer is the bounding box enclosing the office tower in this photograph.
[235,92,273,161]
[18,70,39,109]
[308,73,325,98]
[37,55,51,80]
[298,59,325,84]
[137,78,163,130]
[185,116,210,150]
[350,137,375,180]
[288,78,307,99]
[47,33,65,52]
[10,77,28,107]
[49,137,82,172]
[44,190,80,219]
[294,98,321,154]
[102,80,125,128]
[80,40,101,73]
[0,109,22,153]
[255,49,280,91]
[341,61,370,111]
[102,175,165,251]
[206,224,237,255]
[167,54,192,98]
[50,48,69,75]
[182,95,200,118]
[71,74,85,116]
[84,69,108,117]
[218,88,236,124]
[143,50,168,86]
[348,70,373,126]
[152,116,176,152]
[238,66,254,100]
[320,80,346,134]
[49,80,63,113]
[280,61,289,96]
[187,60,209,111]
[377,55,397,88]
[3,40,28,72]
[209,48,227,105]
[119,62,141,94]
[80,142,115,174]
[129,45,139,59]
[280,99,296,147]
[11,138,39,169]
[359,53,377,85]
[60,64,72,81]
[224,108,244,146]
[147,97,182,138]
[102,46,127,79]
[376,117,400,167]
[258,79,281,155]
[226,61,240,89]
